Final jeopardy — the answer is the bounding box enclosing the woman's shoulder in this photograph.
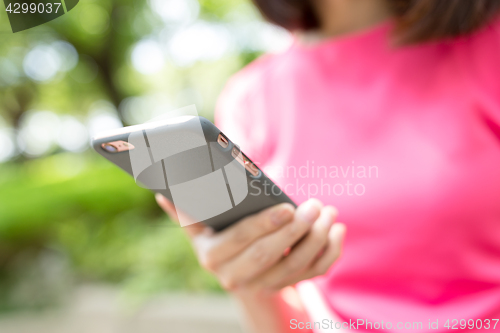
[225,52,285,93]
[216,50,291,121]
[217,54,272,113]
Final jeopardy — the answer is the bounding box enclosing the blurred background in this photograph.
[0,0,292,331]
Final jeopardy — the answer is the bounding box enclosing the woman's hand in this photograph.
[155,195,346,294]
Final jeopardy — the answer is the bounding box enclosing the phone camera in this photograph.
[102,143,118,153]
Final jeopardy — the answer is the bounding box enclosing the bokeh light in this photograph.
[131,39,165,75]
[17,111,61,157]
[0,58,21,86]
[0,128,16,162]
[87,101,123,137]
[22,41,79,83]
[239,21,293,53]
[57,116,89,152]
[23,45,61,82]
[51,41,79,72]
[167,21,232,67]
[149,0,199,25]
[120,94,173,125]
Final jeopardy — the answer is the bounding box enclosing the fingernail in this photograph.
[326,206,338,218]
[320,213,334,228]
[296,199,321,224]
[320,207,338,228]
[332,223,347,242]
[271,205,293,226]
[155,193,163,201]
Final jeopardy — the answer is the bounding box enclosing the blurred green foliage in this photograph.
[0,0,269,312]
[0,153,221,312]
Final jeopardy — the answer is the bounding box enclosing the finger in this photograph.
[155,193,206,237]
[254,206,338,289]
[283,222,346,287]
[156,193,177,218]
[217,199,323,290]
[195,203,295,270]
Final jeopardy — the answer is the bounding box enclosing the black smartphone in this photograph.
[91,115,295,231]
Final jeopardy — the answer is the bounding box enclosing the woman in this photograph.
[156,0,500,332]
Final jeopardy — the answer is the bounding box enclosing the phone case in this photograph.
[91,116,296,231]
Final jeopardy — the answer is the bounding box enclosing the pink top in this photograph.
[216,18,500,332]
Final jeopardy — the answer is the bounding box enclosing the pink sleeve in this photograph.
[214,59,276,166]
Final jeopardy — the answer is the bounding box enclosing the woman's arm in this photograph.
[156,195,346,333]
[234,287,313,333]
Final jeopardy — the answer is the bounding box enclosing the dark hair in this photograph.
[251,0,500,43]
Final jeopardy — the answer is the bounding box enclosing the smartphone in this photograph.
[91,115,295,231]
